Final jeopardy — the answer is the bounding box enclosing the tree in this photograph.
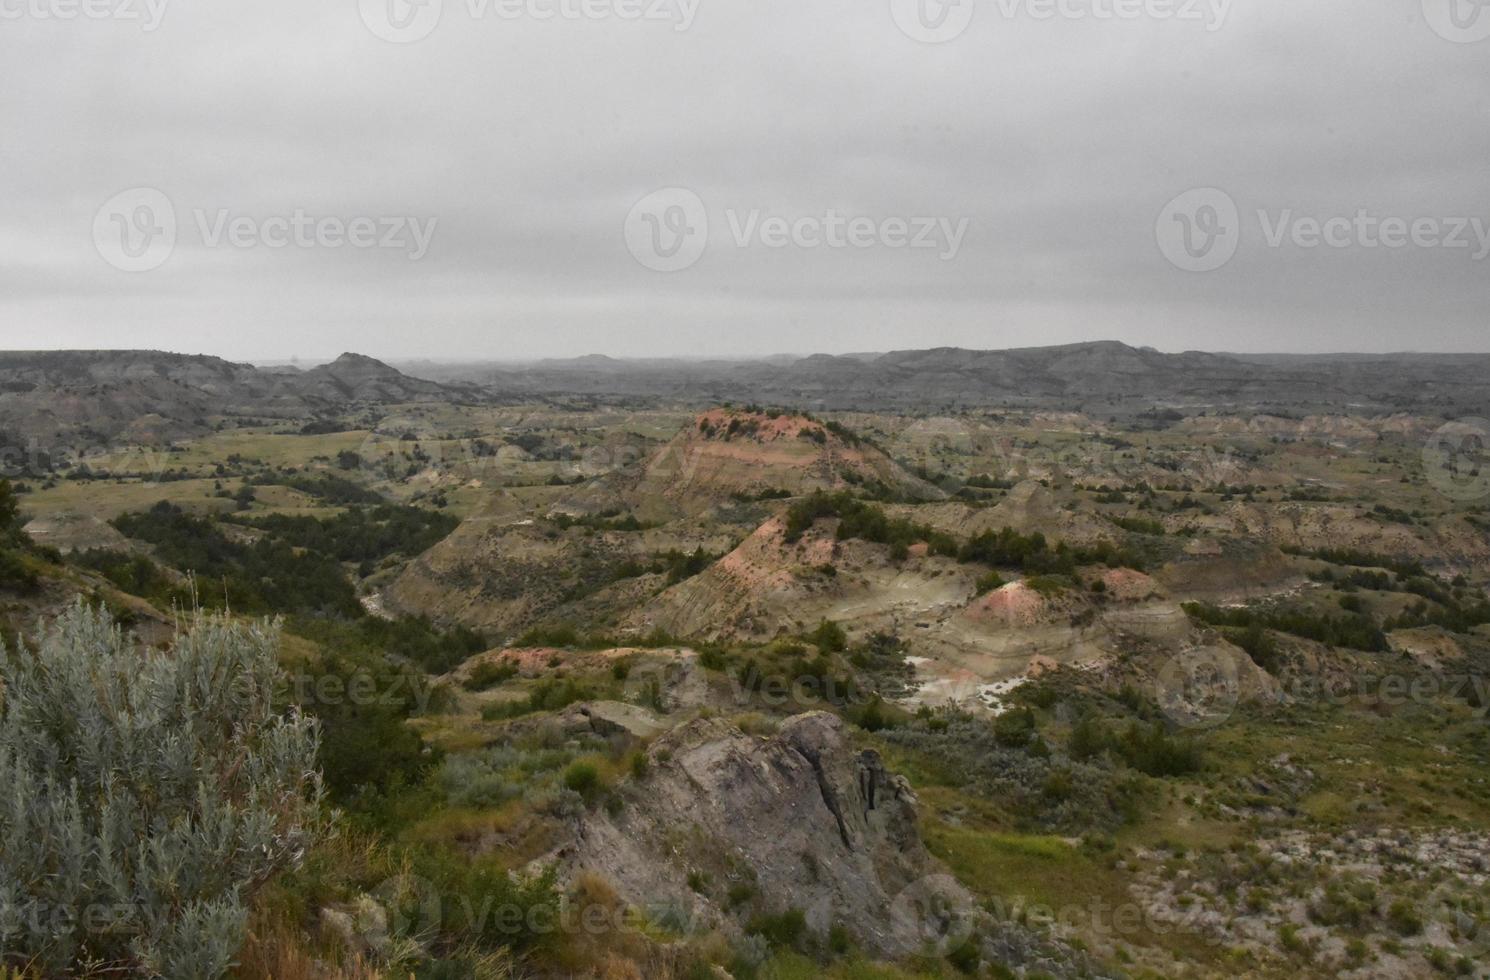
[0,478,36,591]
[0,603,322,978]
[808,618,848,653]
[0,477,17,536]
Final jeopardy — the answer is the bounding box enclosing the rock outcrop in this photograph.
[563,712,963,958]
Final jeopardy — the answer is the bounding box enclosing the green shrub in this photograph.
[947,936,982,973]
[727,882,757,909]
[747,908,808,949]
[563,761,602,801]
[1109,515,1165,536]
[1041,767,1074,801]
[1069,715,1108,761]
[301,651,439,808]
[0,548,37,592]
[1232,621,1281,673]
[887,714,1141,833]
[514,623,581,648]
[1114,722,1204,777]
[1282,545,1427,580]
[993,707,1038,748]
[464,658,519,691]
[697,645,729,671]
[827,922,852,955]
[0,603,322,978]
[73,549,175,602]
[975,571,1005,594]
[1387,899,1423,936]
[1023,575,1072,597]
[1308,879,1377,928]
[0,479,39,592]
[809,619,848,653]
[482,677,593,721]
[0,478,17,533]
[411,851,560,953]
[848,695,900,732]
[629,751,650,780]
[439,744,577,809]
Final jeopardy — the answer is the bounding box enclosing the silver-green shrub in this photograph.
[0,603,322,978]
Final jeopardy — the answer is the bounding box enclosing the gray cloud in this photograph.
[1,0,1487,360]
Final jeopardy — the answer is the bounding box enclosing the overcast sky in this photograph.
[2,0,1487,362]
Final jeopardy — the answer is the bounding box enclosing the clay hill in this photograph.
[0,350,475,445]
[623,482,1114,644]
[558,408,943,521]
[383,409,942,635]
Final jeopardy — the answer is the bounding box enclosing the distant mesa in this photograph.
[0,348,474,444]
[4,342,1490,447]
[384,341,1490,416]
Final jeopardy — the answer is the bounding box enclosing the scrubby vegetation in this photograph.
[549,509,657,532]
[111,502,362,615]
[0,477,39,592]
[234,503,460,566]
[0,605,321,978]
[611,546,723,586]
[881,708,1151,833]
[1282,545,1430,581]
[247,471,384,505]
[1183,600,1389,652]
[482,676,595,720]
[783,490,1148,572]
[295,646,437,814]
[296,611,488,674]
[959,526,1150,575]
[783,490,957,558]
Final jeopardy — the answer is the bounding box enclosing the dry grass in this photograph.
[235,915,383,980]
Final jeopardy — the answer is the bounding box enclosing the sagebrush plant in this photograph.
[0,602,323,978]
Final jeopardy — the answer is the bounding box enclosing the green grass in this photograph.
[923,827,1105,910]
[1199,699,1490,831]
[23,478,351,523]
[23,478,240,521]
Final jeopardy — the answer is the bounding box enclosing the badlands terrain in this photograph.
[1,345,1488,979]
